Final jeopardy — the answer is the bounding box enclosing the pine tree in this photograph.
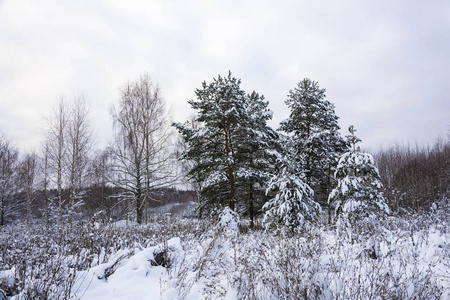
[263,143,321,230]
[174,72,248,215]
[174,72,278,218]
[328,125,390,222]
[236,91,279,226]
[279,78,347,204]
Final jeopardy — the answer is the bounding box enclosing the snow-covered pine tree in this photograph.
[328,125,390,222]
[173,72,249,216]
[236,91,279,227]
[279,78,347,205]
[263,142,321,230]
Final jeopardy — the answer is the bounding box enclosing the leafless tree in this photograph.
[66,94,94,231]
[109,74,179,224]
[40,141,51,229]
[0,132,19,226]
[175,114,203,200]
[17,152,38,226]
[45,98,68,232]
[44,95,95,232]
[374,138,450,211]
[85,149,117,221]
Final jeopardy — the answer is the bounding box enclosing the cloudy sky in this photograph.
[1,0,449,152]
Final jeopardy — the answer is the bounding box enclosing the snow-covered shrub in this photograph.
[235,215,447,299]
[216,206,241,233]
[175,226,240,299]
[2,204,449,300]
[235,228,330,299]
[0,225,83,299]
[0,218,204,299]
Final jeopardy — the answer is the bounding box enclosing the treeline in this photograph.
[0,181,195,226]
[0,74,192,228]
[374,139,450,211]
[0,71,448,228]
[0,125,195,226]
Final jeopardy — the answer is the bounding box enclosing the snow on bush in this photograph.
[76,237,183,299]
[1,203,450,299]
[216,206,240,233]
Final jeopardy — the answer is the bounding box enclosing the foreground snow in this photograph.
[74,238,181,300]
[1,207,450,299]
[69,220,450,300]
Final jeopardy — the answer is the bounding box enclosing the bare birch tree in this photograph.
[175,114,203,200]
[66,95,94,231]
[41,141,51,230]
[44,95,94,231]
[109,74,178,224]
[0,132,19,226]
[45,98,68,233]
[17,152,38,226]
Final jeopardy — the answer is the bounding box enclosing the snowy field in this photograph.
[1,202,450,299]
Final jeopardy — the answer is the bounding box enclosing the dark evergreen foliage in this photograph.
[174,72,279,219]
[263,142,321,230]
[174,72,247,215]
[235,91,279,226]
[279,78,347,204]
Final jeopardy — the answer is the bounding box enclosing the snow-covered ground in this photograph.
[1,204,450,299]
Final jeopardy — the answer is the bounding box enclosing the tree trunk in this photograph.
[249,181,254,228]
[43,146,50,231]
[0,194,4,226]
[223,117,236,210]
[136,169,143,224]
[57,141,63,234]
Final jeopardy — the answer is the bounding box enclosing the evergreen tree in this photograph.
[263,143,321,230]
[174,72,278,219]
[279,78,347,204]
[236,91,279,226]
[328,125,390,222]
[174,72,248,215]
